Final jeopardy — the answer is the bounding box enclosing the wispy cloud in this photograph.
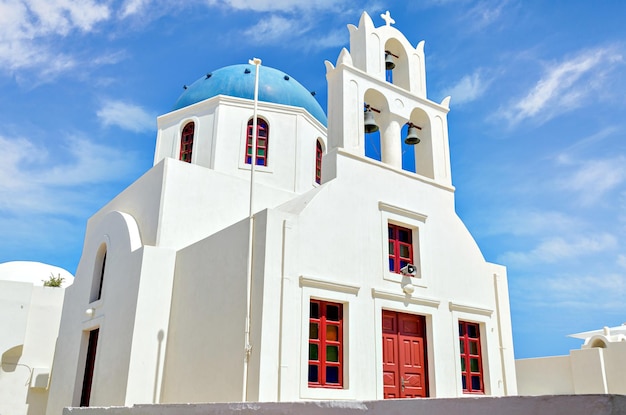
[499,46,623,126]
[499,233,617,266]
[97,100,156,133]
[307,29,348,50]
[482,209,580,237]
[206,0,348,12]
[555,156,626,206]
[461,0,509,31]
[243,15,310,43]
[209,0,357,50]
[0,134,138,216]
[442,70,490,105]
[535,272,626,311]
[617,255,626,269]
[0,0,111,75]
[557,126,619,156]
[119,0,152,18]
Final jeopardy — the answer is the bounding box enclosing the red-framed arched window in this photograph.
[246,118,269,166]
[179,122,195,163]
[315,140,323,184]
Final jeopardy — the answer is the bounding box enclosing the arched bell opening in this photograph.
[400,123,417,173]
[408,108,433,179]
[384,38,409,90]
[363,89,388,163]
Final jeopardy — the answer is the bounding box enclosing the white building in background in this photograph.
[0,261,74,415]
[516,325,626,396]
[46,11,517,414]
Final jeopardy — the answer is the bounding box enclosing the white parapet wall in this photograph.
[516,325,626,396]
[63,396,626,415]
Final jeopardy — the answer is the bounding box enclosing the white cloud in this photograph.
[442,71,490,105]
[243,15,309,43]
[542,273,626,310]
[306,29,348,50]
[0,0,111,74]
[119,0,151,18]
[499,233,617,266]
[97,100,156,133]
[617,255,626,269]
[0,134,139,216]
[556,156,626,206]
[208,0,358,49]
[462,0,508,31]
[482,209,579,237]
[500,47,623,125]
[206,0,346,12]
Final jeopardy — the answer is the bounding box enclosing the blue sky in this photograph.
[1,0,625,359]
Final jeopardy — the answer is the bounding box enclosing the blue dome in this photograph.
[173,64,327,126]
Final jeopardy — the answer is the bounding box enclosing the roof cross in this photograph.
[381,10,395,26]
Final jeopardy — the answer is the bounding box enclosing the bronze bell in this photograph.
[364,107,379,133]
[404,125,420,145]
[385,52,395,70]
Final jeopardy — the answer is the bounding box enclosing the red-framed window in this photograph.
[246,118,269,166]
[308,300,343,388]
[315,140,323,184]
[459,321,484,394]
[179,122,195,163]
[388,223,413,273]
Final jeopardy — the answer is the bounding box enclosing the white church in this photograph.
[43,11,518,414]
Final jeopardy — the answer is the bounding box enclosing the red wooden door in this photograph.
[382,311,428,398]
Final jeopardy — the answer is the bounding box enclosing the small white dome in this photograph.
[0,261,74,287]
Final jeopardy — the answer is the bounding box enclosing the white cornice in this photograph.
[299,276,360,295]
[157,95,328,132]
[448,301,494,317]
[378,201,428,222]
[371,288,440,308]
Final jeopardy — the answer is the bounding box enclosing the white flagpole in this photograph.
[243,57,261,401]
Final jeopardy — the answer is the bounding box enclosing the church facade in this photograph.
[46,12,517,414]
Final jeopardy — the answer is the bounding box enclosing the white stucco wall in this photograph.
[149,150,517,403]
[161,218,250,403]
[0,261,72,415]
[253,150,515,400]
[46,211,146,414]
[516,339,626,396]
[155,95,327,196]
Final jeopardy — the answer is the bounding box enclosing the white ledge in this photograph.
[378,201,428,222]
[299,276,360,295]
[336,148,455,193]
[448,301,493,316]
[371,288,440,308]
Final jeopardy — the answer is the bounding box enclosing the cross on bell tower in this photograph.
[380,10,395,26]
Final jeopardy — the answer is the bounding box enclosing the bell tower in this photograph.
[325,11,453,186]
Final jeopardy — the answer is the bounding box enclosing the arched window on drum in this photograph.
[245,118,269,166]
[179,122,195,163]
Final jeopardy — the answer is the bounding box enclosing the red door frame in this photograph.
[80,328,99,407]
[382,310,428,398]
